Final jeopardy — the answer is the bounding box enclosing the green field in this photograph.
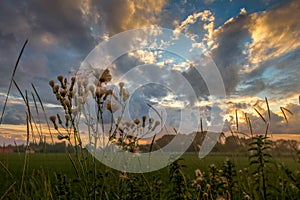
[1,152,299,199]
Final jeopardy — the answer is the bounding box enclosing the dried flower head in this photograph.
[49,115,58,130]
[119,82,124,89]
[49,116,56,123]
[57,75,64,83]
[57,133,69,140]
[53,85,60,93]
[106,100,120,113]
[149,118,154,124]
[65,114,71,121]
[122,88,130,102]
[95,87,106,99]
[142,116,147,127]
[49,80,55,88]
[60,89,67,97]
[134,118,140,125]
[99,69,112,83]
[71,77,76,84]
[63,98,71,107]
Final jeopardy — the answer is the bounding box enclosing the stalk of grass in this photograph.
[200,117,203,134]
[0,181,16,200]
[265,97,271,121]
[19,113,30,200]
[246,115,253,138]
[235,109,239,132]
[0,39,28,125]
[31,92,43,142]
[0,160,14,179]
[254,107,266,123]
[147,103,162,153]
[280,107,293,124]
[264,122,269,138]
[31,83,54,143]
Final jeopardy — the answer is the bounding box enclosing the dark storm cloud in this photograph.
[0,0,97,104]
[1,104,26,125]
[239,48,300,97]
[210,14,251,95]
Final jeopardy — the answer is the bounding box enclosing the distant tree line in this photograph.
[1,132,298,155]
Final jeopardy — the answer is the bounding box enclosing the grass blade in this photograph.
[265,97,271,121]
[32,83,54,143]
[280,107,293,124]
[265,122,269,138]
[0,181,16,200]
[254,107,266,123]
[0,161,14,179]
[235,109,239,132]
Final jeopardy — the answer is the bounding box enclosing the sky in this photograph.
[0,0,300,145]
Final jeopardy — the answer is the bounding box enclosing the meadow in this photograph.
[1,152,300,199]
[1,41,300,199]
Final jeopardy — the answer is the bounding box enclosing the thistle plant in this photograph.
[168,158,190,200]
[248,135,273,200]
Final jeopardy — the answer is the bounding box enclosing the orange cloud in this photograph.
[247,1,300,65]
[101,0,167,35]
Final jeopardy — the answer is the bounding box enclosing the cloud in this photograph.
[99,0,167,35]
[247,0,300,65]
[209,14,251,94]
[0,0,99,106]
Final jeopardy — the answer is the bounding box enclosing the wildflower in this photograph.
[99,69,112,83]
[63,99,71,108]
[65,114,71,121]
[152,121,160,131]
[64,77,67,86]
[49,80,55,88]
[95,86,106,99]
[53,85,60,93]
[49,115,56,124]
[206,183,211,190]
[57,75,64,83]
[106,100,119,113]
[195,169,203,177]
[103,89,113,100]
[142,116,146,128]
[149,118,154,124]
[60,89,67,97]
[134,118,140,125]
[57,133,69,140]
[119,82,124,90]
[57,114,62,125]
[122,88,130,102]
[148,117,154,129]
[49,116,58,130]
[71,77,76,84]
